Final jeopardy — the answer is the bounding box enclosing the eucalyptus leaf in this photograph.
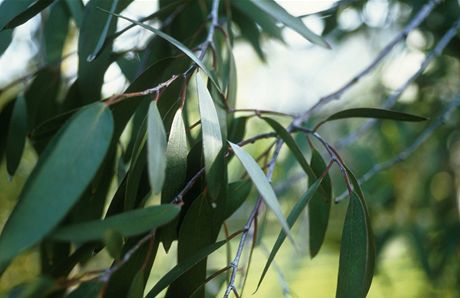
[147,101,167,195]
[250,0,330,48]
[0,102,113,271]
[51,205,179,242]
[256,178,323,291]
[229,142,294,245]
[6,94,27,177]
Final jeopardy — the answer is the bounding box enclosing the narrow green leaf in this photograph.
[308,149,332,258]
[64,0,84,28]
[0,0,39,31]
[102,10,221,92]
[2,0,55,31]
[6,94,28,177]
[44,0,70,63]
[197,74,224,199]
[127,270,145,298]
[51,205,179,242]
[104,230,124,259]
[262,117,315,178]
[162,108,188,202]
[250,0,330,48]
[67,282,103,298]
[0,102,113,271]
[146,238,230,298]
[319,107,428,128]
[256,178,323,291]
[147,101,167,194]
[87,0,119,62]
[0,29,13,56]
[336,168,375,298]
[229,142,294,244]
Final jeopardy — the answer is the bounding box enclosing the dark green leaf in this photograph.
[223,180,252,219]
[250,0,330,48]
[0,102,113,271]
[44,1,70,63]
[147,101,167,195]
[67,282,103,298]
[229,142,294,244]
[103,230,124,259]
[0,29,13,56]
[127,270,145,298]
[52,205,179,242]
[0,0,49,31]
[257,178,323,291]
[64,0,84,28]
[87,0,119,62]
[6,94,28,177]
[308,149,332,258]
[319,107,428,128]
[5,276,53,298]
[336,168,375,298]
[103,10,221,91]
[146,238,231,298]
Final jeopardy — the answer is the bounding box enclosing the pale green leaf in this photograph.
[147,101,167,194]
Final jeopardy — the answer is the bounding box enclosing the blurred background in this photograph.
[1,0,460,297]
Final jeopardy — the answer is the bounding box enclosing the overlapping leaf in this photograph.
[0,102,113,271]
[147,101,167,195]
[6,94,27,176]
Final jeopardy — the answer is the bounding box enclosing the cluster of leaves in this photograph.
[0,0,446,297]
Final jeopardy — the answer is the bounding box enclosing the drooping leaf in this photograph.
[6,94,28,177]
[0,0,52,31]
[147,101,167,195]
[162,108,188,202]
[256,178,323,291]
[197,74,224,199]
[127,270,145,298]
[0,29,13,56]
[51,205,179,242]
[146,238,232,298]
[102,10,221,91]
[336,168,375,298]
[0,102,113,271]
[87,0,119,62]
[308,149,332,258]
[318,107,428,128]
[104,230,124,259]
[229,142,294,244]
[249,0,330,48]
[44,0,70,63]
[64,0,84,28]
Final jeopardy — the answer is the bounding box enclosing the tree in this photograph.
[0,0,459,297]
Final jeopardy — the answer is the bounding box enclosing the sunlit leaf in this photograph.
[147,101,167,194]
[249,0,330,48]
[256,178,323,291]
[51,205,179,242]
[102,10,221,91]
[229,142,294,244]
[6,94,27,177]
[0,102,113,271]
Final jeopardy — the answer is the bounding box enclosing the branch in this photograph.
[335,92,460,202]
[336,18,460,148]
[294,0,440,124]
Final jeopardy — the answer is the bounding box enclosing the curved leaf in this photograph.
[336,168,375,298]
[146,238,231,298]
[0,0,38,31]
[319,107,428,128]
[0,102,113,271]
[256,178,323,291]
[147,101,167,195]
[249,0,330,48]
[51,205,179,242]
[229,142,294,244]
[308,149,332,258]
[1,0,54,31]
[197,74,223,199]
[6,94,28,176]
[102,10,221,91]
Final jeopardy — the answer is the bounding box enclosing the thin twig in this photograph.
[336,18,460,148]
[295,0,439,124]
[336,92,460,202]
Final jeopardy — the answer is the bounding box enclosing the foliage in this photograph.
[0,0,460,297]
